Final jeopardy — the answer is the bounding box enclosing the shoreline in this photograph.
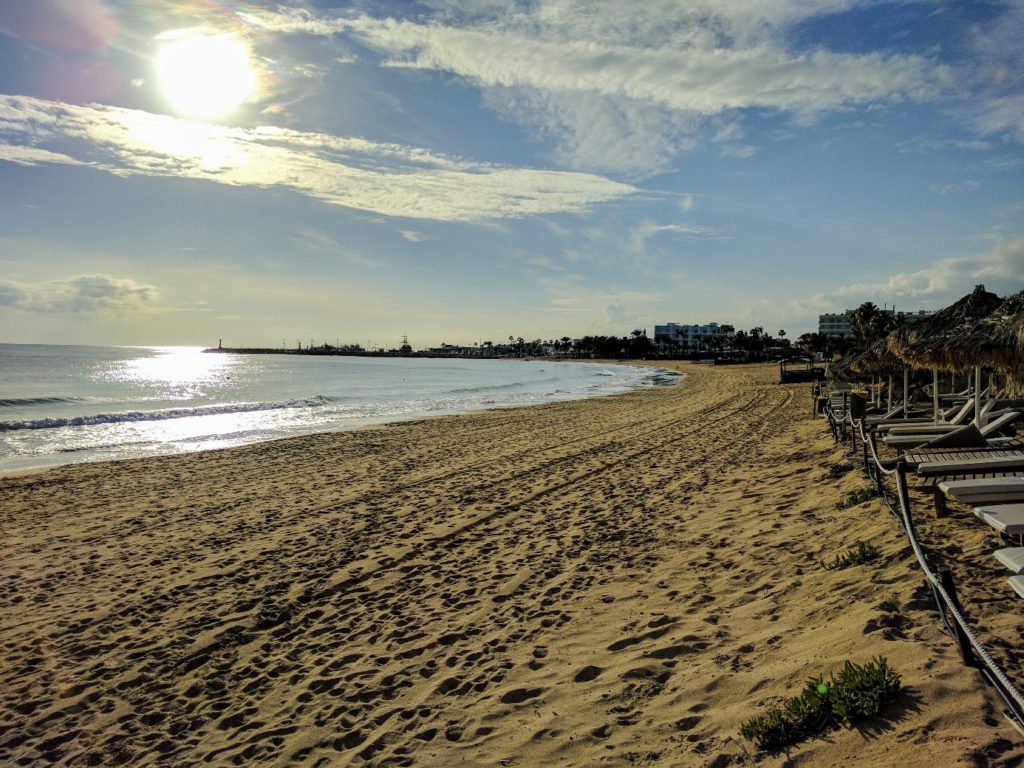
[1,362,1020,766]
[0,359,677,477]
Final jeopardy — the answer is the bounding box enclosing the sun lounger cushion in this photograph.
[1009,575,1024,600]
[974,505,1024,535]
[994,547,1024,574]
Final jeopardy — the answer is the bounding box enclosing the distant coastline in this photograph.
[204,345,512,359]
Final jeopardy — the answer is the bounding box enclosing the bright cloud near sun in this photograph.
[0,95,637,222]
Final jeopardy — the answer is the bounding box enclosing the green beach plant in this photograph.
[740,657,903,754]
[836,486,880,509]
[821,540,882,570]
[826,461,854,478]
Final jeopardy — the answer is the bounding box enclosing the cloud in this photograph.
[629,219,718,251]
[244,3,952,174]
[895,135,993,154]
[788,236,1024,317]
[400,230,427,242]
[0,94,637,222]
[962,2,1024,142]
[484,87,699,177]
[0,274,159,313]
[0,143,79,166]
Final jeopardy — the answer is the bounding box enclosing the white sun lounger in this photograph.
[941,477,1024,495]
[883,411,1021,450]
[1009,575,1024,600]
[974,504,1024,535]
[917,453,1024,477]
[939,478,1024,508]
[994,547,1024,573]
[882,398,984,434]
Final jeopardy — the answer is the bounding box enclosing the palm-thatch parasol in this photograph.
[849,338,904,409]
[939,290,1024,375]
[850,338,903,377]
[890,285,1003,423]
[827,356,857,384]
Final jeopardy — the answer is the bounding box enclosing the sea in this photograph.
[0,344,673,474]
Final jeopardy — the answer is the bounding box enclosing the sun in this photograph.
[155,29,256,120]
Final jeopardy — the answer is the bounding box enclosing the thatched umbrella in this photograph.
[890,285,1003,424]
[849,338,904,408]
[827,356,857,384]
[940,290,1024,374]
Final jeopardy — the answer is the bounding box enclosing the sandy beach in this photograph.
[1,361,1022,767]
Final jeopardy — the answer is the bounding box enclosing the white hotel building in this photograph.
[817,308,934,338]
[653,322,734,350]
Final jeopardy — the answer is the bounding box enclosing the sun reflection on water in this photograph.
[100,347,237,400]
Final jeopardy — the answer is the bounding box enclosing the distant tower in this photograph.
[218,339,222,349]
[400,334,412,354]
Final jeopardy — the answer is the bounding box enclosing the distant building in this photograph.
[817,308,934,338]
[653,322,734,350]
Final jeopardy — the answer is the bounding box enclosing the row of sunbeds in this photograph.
[840,390,1024,599]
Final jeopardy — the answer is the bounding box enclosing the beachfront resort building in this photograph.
[817,308,934,338]
[653,322,734,351]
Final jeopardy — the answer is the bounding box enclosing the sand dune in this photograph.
[1,362,1021,766]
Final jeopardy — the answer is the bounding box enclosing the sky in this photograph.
[0,0,1022,348]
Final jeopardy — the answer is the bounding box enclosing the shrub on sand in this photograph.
[740,657,902,753]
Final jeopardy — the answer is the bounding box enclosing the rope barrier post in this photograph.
[861,421,870,475]
[869,430,885,494]
[841,391,848,442]
[939,568,977,667]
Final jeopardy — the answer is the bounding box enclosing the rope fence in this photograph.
[827,395,1024,728]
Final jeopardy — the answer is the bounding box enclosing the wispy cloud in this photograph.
[0,94,637,222]
[0,274,159,313]
[243,3,953,175]
[629,219,718,251]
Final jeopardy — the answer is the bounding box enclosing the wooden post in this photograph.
[974,365,981,427]
[939,569,976,667]
[903,368,909,418]
[933,368,940,423]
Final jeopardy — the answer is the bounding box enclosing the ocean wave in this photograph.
[0,396,332,432]
[0,395,86,408]
[443,377,559,395]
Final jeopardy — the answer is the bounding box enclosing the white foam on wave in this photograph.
[0,395,333,432]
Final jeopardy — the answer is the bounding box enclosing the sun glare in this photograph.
[155,30,255,120]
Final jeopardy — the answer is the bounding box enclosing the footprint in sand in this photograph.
[574,665,603,683]
[500,687,544,704]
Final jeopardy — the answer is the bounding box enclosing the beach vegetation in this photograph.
[826,461,853,478]
[821,540,882,570]
[836,486,880,509]
[740,657,903,753]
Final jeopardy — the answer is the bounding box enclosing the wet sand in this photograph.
[1,361,1021,766]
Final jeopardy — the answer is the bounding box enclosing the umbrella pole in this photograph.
[903,368,909,418]
[887,374,893,412]
[933,369,939,423]
[974,365,981,426]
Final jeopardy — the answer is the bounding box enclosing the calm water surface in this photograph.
[0,345,672,473]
